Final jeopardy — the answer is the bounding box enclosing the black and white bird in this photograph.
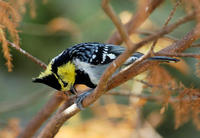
[33,42,179,108]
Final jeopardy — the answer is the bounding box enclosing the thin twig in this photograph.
[137,30,178,40]
[150,0,180,54]
[164,1,181,27]
[8,41,47,69]
[107,0,164,44]
[102,0,133,48]
[137,30,200,48]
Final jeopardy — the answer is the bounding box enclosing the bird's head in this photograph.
[33,62,76,92]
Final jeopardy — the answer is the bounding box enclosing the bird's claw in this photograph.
[75,89,93,110]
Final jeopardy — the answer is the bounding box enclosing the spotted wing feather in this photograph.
[68,42,126,65]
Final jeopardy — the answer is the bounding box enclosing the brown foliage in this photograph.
[146,65,177,114]
[0,1,20,71]
[0,0,38,71]
[147,65,177,92]
[172,86,200,129]
[10,0,36,18]
[0,28,13,71]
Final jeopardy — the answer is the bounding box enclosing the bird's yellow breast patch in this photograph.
[57,61,76,90]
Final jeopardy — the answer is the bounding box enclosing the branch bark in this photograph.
[8,41,47,69]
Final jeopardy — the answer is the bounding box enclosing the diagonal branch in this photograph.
[8,41,47,69]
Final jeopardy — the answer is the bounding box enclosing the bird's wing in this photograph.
[70,42,126,65]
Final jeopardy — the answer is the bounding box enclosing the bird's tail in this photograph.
[149,56,179,63]
[125,52,179,66]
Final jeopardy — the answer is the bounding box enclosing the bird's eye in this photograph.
[63,81,68,87]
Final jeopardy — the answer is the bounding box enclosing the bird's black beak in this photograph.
[70,85,78,95]
[32,78,42,83]
[32,74,62,91]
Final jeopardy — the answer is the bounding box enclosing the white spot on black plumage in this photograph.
[102,54,107,63]
[92,55,96,59]
[107,53,116,59]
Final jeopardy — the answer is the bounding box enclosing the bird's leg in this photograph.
[75,89,93,110]
[64,91,70,97]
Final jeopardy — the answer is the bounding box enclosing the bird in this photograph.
[33,42,179,109]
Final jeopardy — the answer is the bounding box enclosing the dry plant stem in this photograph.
[138,31,200,48]
[149,0,180,53]
[137,30,178,40]
[102,0,133,48]
[8,41,47,69]
[107,0,164,44]
[163,0,180,27]
[19,92,67,138]
[137,30,200,47]
[37,5,196,138]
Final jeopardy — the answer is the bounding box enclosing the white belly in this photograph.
[73,59,108,85]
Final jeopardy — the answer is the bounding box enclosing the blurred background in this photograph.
[0,0,199,138]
